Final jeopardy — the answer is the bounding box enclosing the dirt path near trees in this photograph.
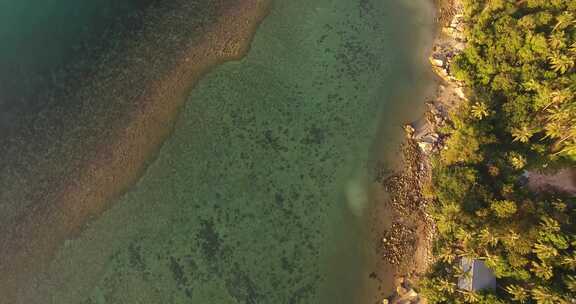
[527,168,576,196]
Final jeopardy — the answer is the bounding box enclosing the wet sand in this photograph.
[0,1,270,302]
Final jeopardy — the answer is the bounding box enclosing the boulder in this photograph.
[413,298,428,304]
[430,58,443,67]
[418,142,433,154]
[432,65,450,81]
[404,289,418,300]
[454,86,467,100]
[420,133,439,144]
[396,286,408,296]
[404,124,415,137]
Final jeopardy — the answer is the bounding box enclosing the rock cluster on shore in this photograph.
[380,222,416,266]
[377,0,468,303]
[381,278,425,304]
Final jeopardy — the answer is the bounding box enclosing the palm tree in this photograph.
[508,153,527,170]
[540,216,561,233]
[549,53,575,74]
[554,144,576,156]
[502,229,520,248]
[479,228,499,247]
[457,247,477,259]
[545,105,570,123]
[471,102,489,120]
[506,229,520,240]
[533,242,558,260]
[531,286,564,304]
[561,254,576,270]
[538,88,573,112]
[438,246,457,264]
[550,88,572,105]
[543,121,563,140]
[543,112,576,155]
[522,79,540,91]
[553,143,576,156]
[506,284,529,303]
[483,251,503,270]
[457,289,480,303]
[437,278,456,294]
[530,261,554,280]
[552,199,568,212]
[548,31,566,50]
[455,228,475,250]
[565,275,576,292]
[545,116,576,144]
[553,12,575,32]
[511,124,534,143]
[542,109,573,149]
[436,210,459,234]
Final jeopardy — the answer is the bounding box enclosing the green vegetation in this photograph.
[420,0,576,303]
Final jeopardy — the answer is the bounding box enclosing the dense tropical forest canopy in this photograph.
[420,0,575,303]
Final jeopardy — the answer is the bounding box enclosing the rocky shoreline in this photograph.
[376,1,467,303]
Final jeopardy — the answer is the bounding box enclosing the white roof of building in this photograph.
[458,258,497,291]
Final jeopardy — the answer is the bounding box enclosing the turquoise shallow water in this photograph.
[5,0,434,303]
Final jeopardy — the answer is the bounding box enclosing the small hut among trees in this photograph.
[458,258,496,292]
